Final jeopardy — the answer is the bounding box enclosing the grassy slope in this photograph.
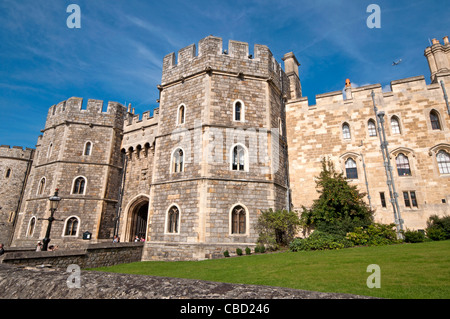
[91,240,450,299]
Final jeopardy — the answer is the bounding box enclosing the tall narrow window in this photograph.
[391,116,401,134]
[437,150,450,174]
[232,145,246,171]
[72,177,86,194]
[396,153,411,176]
[380,192,387,208]
[403,191,411,208]
[345,158,358,179]
[231,205,246,234]
[342,123,351,139]
[27,217,36,237]
[430,110,441,130]
[84,142,92,156]
[368,120,377,137]
[172,148,184,173]
[38,177,46,195]
[410,191,418,208]
[177,104,185,125]
[5,168,11,178]
[64,217,79,236]
[234,102,242,121]
[167,206,179,233]
[47,143,53,158]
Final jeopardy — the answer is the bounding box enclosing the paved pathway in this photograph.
[0,264,374,299]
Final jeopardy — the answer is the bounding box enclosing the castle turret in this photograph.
[424,36,450,83]
[282,52,302,100]
[11,98,127,248]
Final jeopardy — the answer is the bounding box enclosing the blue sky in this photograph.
[1,0,449,148]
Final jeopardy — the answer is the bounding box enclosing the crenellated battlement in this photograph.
[0,145,34,160]
[289,74,445,111]
[161,36,285,91]
[121,107,160,152]
[44,97,127,130]
[124,107,159,129]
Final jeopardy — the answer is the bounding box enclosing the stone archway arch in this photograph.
[122,194,150,242]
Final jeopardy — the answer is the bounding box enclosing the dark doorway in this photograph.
[130,202,148,241]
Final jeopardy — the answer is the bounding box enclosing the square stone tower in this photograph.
[11,98,127,248]
[120,36,291,260]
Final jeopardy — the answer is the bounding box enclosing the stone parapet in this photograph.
[0,242,144,269]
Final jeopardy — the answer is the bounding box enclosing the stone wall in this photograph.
[0,242,143,269]
[0,145,34,245]
[286,73,450,230]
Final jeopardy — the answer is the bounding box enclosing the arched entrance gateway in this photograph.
[124,196,149,242]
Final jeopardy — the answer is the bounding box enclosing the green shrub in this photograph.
[223,250,230,257]
[403,230,425,243]
[254,245,266,253]
[427,227,447,241]
[315,216,368,238]
[289,231,353,252]
[426,215,450,240]
[346,223,399,246]
[245,247,251,255]
[236,248,243,256]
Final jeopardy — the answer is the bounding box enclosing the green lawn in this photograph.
[90,240,450,299]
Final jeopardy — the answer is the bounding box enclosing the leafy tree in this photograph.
[257,208,301,249]
[301,158,374,236]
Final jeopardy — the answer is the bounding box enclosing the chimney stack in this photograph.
[345,79,352,100]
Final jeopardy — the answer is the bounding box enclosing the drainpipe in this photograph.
[440,80,450,115]
[113,152,128,237]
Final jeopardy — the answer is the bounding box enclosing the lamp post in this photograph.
[39,189,62,251]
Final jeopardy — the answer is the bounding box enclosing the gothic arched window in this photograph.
[84,141,92,156]
[345,158,358,179]
[437,150,450,174]
[38,177,46,195]
[430,110,442,130]
[72,176,86,194]
[368,119,377,137]
[231,205,246,234]
[167,206,180,234]
[64,217,79,236]
[232,144,246,171]
[342,123,351,140]
[27,217,36,237]
[396,153,411,176]
[172,148,184,173]
[177,104,185,125]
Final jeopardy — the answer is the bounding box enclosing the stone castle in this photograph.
[1,35,449,260]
